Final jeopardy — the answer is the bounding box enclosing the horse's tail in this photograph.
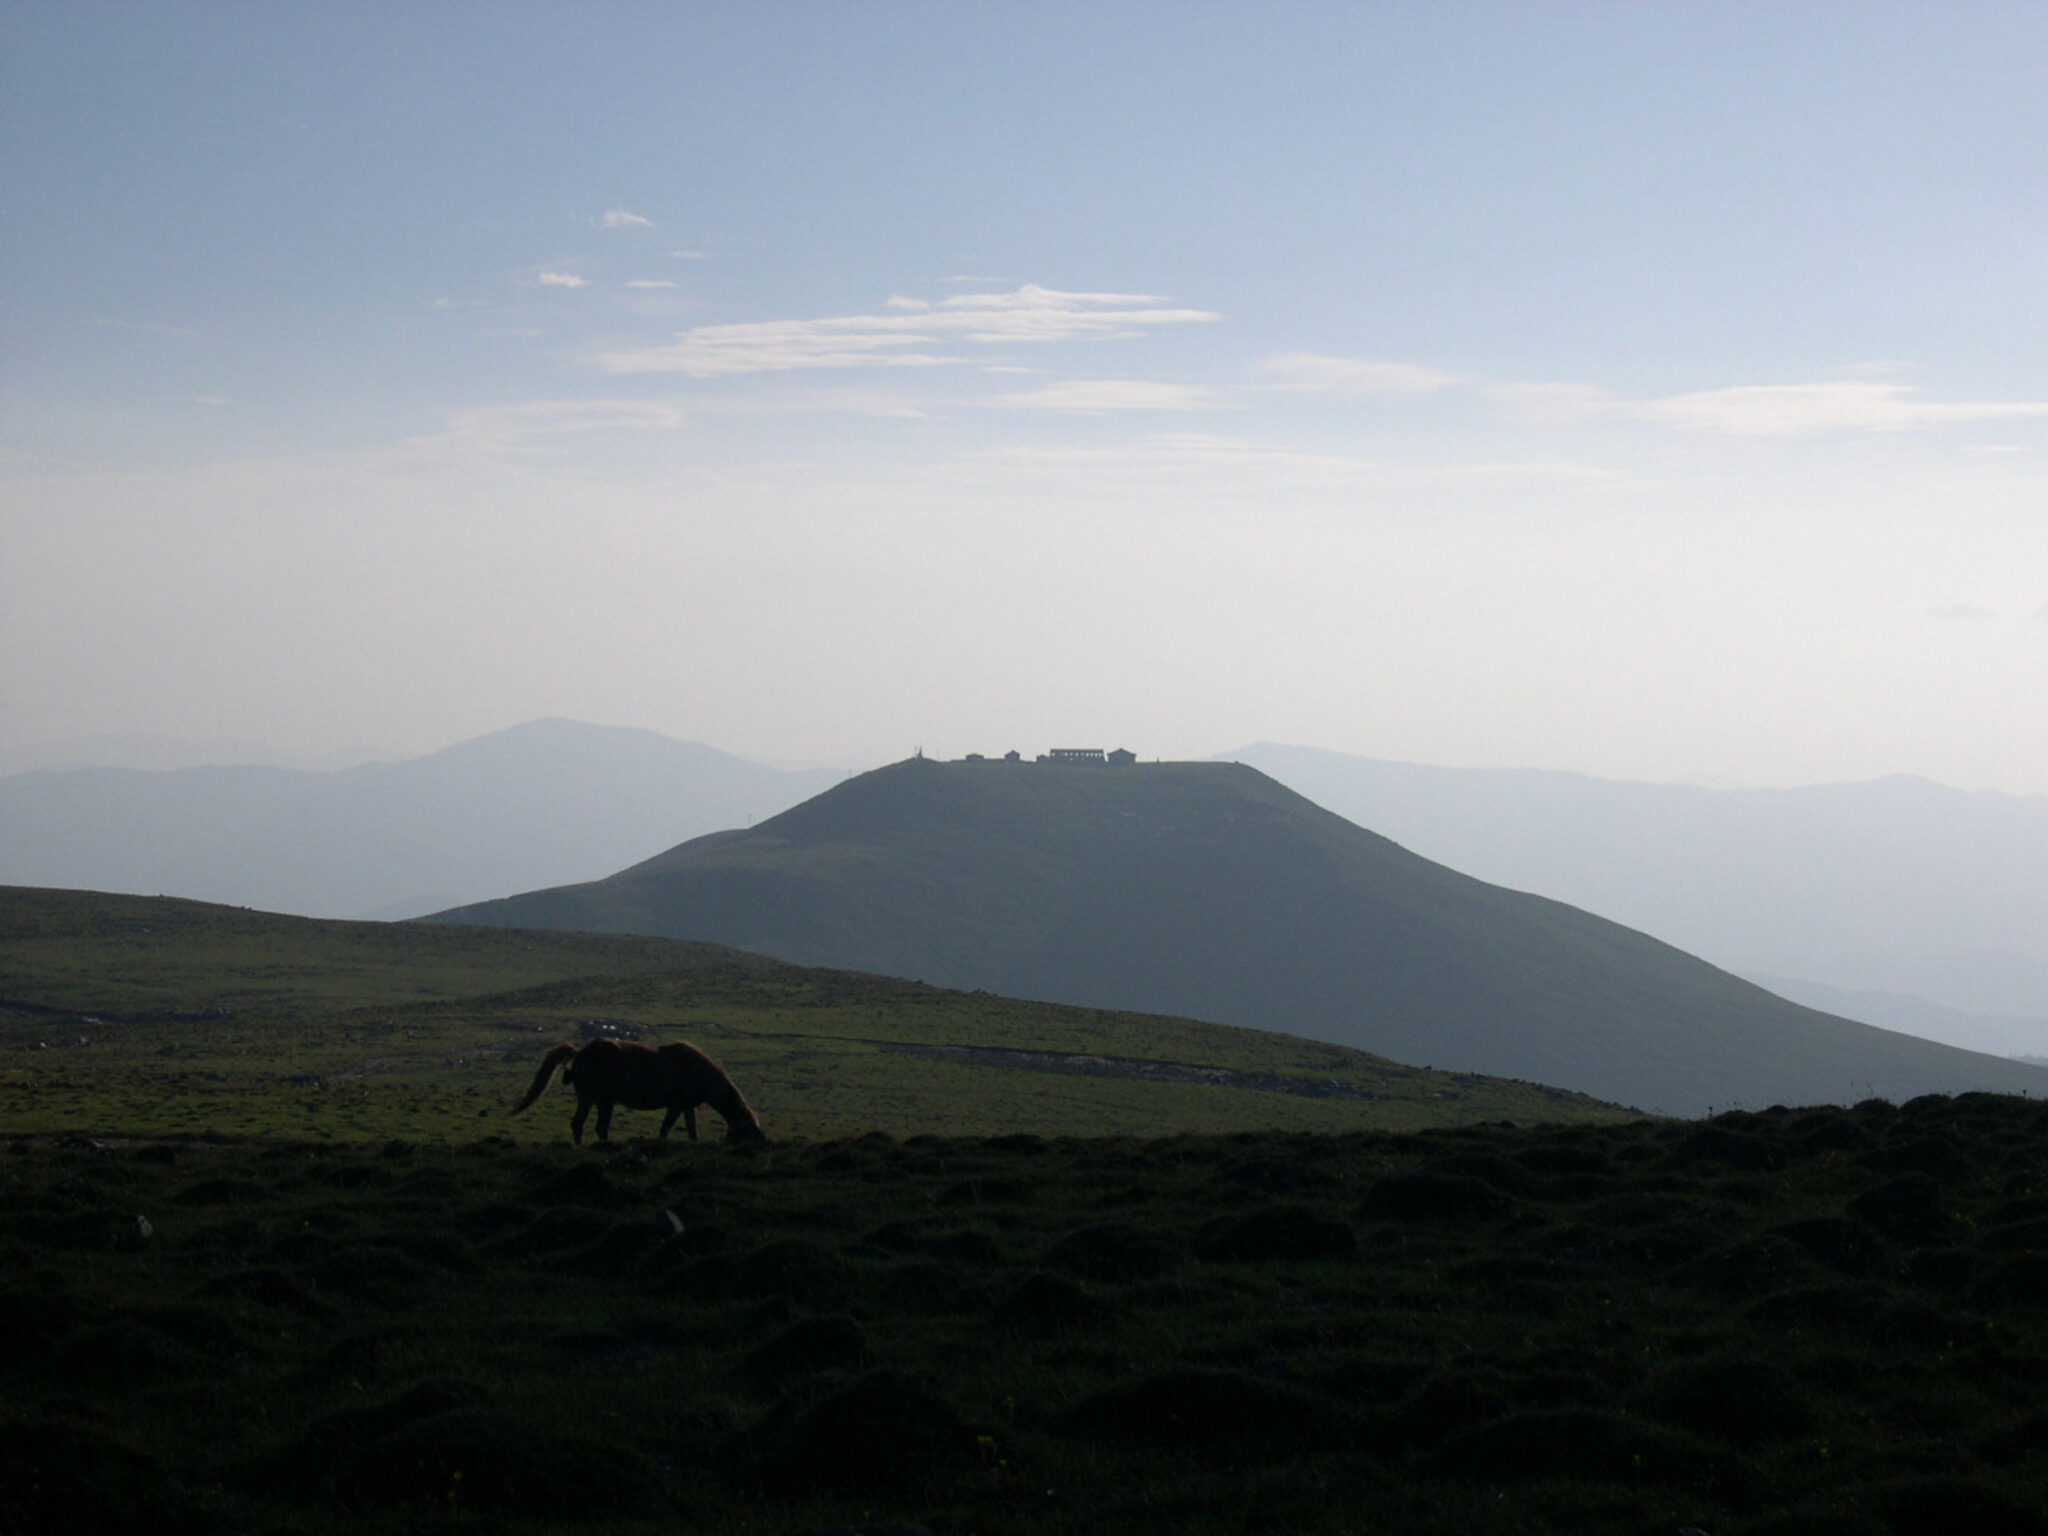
[511,1043,578,1116]
[702,1055,768,1144]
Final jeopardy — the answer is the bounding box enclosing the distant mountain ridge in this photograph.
[1744,973,2048,1061]
[0,720,843,920]
[1226,743,2048,1032]
[9,720,2042,1058]
[431,756,2048,1116]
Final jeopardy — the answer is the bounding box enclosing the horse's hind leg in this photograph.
[658,1104,682,1140]
[595,1100,617,1142]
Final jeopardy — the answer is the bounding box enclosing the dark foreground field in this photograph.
[7,1095,2048,1536]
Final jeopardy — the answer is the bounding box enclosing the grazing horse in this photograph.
[511,1038,767,1145]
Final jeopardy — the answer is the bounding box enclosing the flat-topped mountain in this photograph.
[432,757,2048,1115]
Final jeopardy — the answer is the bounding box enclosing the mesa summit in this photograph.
[953,747,1140,766]
[432,756,2048,1116]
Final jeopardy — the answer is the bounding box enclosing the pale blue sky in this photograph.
[5,3,2046,789]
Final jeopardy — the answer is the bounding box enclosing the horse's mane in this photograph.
[510,1042,578,1117]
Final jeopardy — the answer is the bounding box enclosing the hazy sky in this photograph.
[5,3,2046,790]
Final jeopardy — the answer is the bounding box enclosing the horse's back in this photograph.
[656,1040,715,1071]
[572,1037,739,1113]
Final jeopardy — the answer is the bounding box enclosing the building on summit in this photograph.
[1033,747,1137,765]
[960,747,1137,765]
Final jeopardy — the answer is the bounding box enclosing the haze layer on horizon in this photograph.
[5,5,2045,792]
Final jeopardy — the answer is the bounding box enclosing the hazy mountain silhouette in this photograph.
[12,720,2040,1061]
[431,757,2048,1115]
[1225,743,2048,1030]
[1744,973,2048,1061]
[0,720,843,920]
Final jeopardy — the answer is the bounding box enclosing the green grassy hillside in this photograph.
[434,757,2048,1116]
[0,887,1619,1142]
[7,888,2048,1534]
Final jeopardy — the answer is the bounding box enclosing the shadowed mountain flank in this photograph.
[1223,741,2048,1032]
[432,758,2048,1115]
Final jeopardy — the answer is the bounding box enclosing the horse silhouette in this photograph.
[511,1037,766,1144]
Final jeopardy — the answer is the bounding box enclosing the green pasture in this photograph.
[0,888,1621,1143]
[5,888,2048,1534]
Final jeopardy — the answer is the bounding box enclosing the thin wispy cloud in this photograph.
[1485,382,1636,428]
[600,208,652,229]
[671,249,709,261]
[972,432,1634,492]
[411,389,936,456]
[625,279,678,290]
[1642,383,2048,436]
[1253,352,1462,395]
[595,285,1220,376]
[996,380,1225,413]
[1489,379,2048,437]
[1928,603,1994,623]
[427,399,692,450]
[536,271,590,289]
[604,321,951,376]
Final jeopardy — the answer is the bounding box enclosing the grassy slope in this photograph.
[7,1097,2048,1535]
[0,887,1619,1142]
[7,887,2048,1534]
[436,758,2048,1115]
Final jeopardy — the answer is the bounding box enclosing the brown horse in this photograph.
[510,1038,767,1145]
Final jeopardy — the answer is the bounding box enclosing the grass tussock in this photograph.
[4,1094,2048,1533]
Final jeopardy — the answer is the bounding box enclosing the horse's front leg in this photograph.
[683,1104,700,1142]
[595,1099,615,1142]
[570,1096,591,1145]
[658,1105,683,1140]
